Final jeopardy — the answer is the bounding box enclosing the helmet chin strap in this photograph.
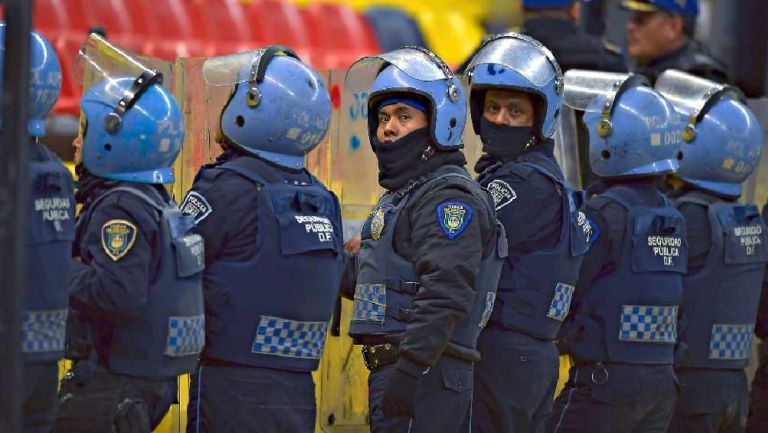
[104,70,163,135]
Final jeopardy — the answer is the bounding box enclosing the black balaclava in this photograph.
[474,117,538,173]
[372,128,466,191]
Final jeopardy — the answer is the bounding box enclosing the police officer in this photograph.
[748,202,768,433]
[462,33,592,433]
[181,47,343,433]
[0,24,75,433]
[342,47,505,433]
[54,35,205,433]
[546,70,686,433]
[623,0,729,83]
[655,71,768,433]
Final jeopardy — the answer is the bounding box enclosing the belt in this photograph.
[361,343,399,372]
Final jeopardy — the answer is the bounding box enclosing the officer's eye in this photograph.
[485,104,500,114]
[398,114,411,122]
[378,114,389,124]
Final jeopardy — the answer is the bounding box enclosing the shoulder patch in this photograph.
[101,219,138,262]
[436,201,473,240]
[180,191,212,224]
[487,180,517,210]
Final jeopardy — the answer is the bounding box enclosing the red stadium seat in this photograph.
[301,3,380,70]
[141,0,200,59]
[243,0,313,64]
[80,0,147,52]
[187,0,260,56]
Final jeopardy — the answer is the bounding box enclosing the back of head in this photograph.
[0,23,62,137]
[656,70,763,197]
[564,70,682,178]
[214,47,331,170]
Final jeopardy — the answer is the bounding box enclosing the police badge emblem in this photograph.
[437,201,473,240]
[370,208,385,240]
[101,219,138,261]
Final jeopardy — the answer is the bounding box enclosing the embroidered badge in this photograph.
[370,208,385,240]
[487,180,517,210]
[180,191,212,224]
[101,219,138,262]
[436,201,473,240]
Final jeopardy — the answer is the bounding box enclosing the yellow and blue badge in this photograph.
[437,201,473,240]
[101,219,138,261]
[370,208,385,240]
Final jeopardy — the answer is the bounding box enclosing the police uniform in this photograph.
[55,36,203,433]
[183,152,343,433]
[548,70,687,433]
[23,142,75,433]
[747,200,768,433]
[346,161,501,433]
[547,180,685,433]
[664,188,768,433]
[472,141,591,433]
[57,179,204,433]
[183,47,342,433]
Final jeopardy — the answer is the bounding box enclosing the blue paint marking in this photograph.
[350,135,361,150]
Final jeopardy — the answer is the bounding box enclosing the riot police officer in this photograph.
[181,47,343,433]
[546,70,687,433]
[54,35,205,433]
[748,202,768,433]
[623,0,729,83]
[0,24,75,433]
[462,33,592,433]
[342,47,505,433]
[655,70,768,433]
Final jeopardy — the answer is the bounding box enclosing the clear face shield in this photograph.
[344,46,458,97]
[462,32,562,90]
[76,33,173,134]
[563,70,651,138]
[655,69,745,142]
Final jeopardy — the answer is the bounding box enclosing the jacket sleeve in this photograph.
[397,184,491,370]
[69,195,158,318]
[181,169,260,265]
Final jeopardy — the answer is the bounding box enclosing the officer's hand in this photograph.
[344,236,362,255]
[381,368,420,418]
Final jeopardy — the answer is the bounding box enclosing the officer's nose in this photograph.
[489,109,515,127]
[382,119,399,139]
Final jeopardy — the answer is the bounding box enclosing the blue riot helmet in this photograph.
[656,70,763,197]
[78,34,184,184]
[203,46,331,169]
[346,46,466,149]
[622,0,699,17]
[463,32,563,141]
[563,70,681,178]
[0,23,62,137]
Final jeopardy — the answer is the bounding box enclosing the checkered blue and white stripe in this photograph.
[21,309,68,353]
[164,315,205,357]
[618,305,678,343]
[251,316,329,359]
[352,283,386,323]
[547,283,575,322]
[709,323,754,360]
